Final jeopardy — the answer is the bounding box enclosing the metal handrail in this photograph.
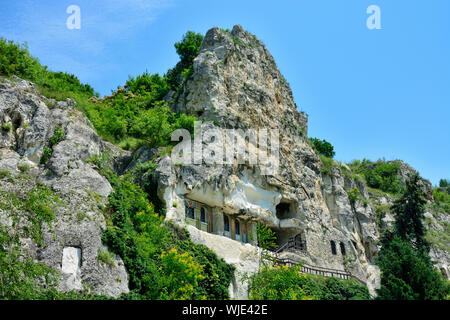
[274,258,367,286]
[267,237,367,286]
[274,238,307,254]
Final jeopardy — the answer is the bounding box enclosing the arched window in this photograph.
[340,242,346,255]
[235,220,240,235]
[330,240,337,255]
[224,216,230,232]
[200,207,206,223]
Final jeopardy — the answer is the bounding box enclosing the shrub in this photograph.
[256,223,277,250]
[40,146,52,165]
[348,159,401,194]
[309,138,335,158]
[320,155,335,175]
[0,169,10,179]
[39,126,65,165]
[347,188,360,206]
[0,38,94,96]
[18,164,30,172]
[249,265,370,300]
[157,248,205,300]
[365,162,400,194]
[97,249,116,267]
[48,125,65,147]
[1,122,12,132]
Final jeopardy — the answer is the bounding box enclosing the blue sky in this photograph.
[1,0,449,185]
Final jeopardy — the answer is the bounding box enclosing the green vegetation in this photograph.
[90,153,234,300]
[166,31,204,90]
[0,222,112,300]
[309,138,335,158]
[320,155,335,175]
[256,223,277,250]
[375,204,391,232]
[97,249,116,267]
[377,235,449,300]
[431,187,450,213]
[376,173,449,300]
[0,186,60,246]
[425,223,450,252]
[1,122,12,132]
[0,185,105,300]
[348,159,401,194]
[40,125,66,165]
[18,164,30,172]
[0,224,56,300]
[22,186,60,246]
[391,174,428,252]
[0,38,95,97]
[249,265,370,300]
[347,188,361,206]
[0,34,201,151]
[0,169,10,179]
[439,179,449,188]
[256,223,278,265]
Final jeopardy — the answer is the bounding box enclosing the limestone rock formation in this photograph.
[144,25,449,298]
[0,78,129,297]
[0,25,448,300]
[148,25,380,297]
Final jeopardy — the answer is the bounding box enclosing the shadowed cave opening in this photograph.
[275,200,297,220]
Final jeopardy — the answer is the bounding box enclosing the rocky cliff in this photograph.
[0,78,129,297]
[146,25,449,298]
[0,25,447,300]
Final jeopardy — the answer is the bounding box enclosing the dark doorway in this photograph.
[330,240,337,255]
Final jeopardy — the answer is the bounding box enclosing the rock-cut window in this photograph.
[330,240,337,255]
[235,220,240,235]
[224,215,230,232]
[340,242,346,255]
[200,207,206,223]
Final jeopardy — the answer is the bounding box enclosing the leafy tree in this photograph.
[174,31,204,68]
[166,31,204,89]
[309,138,335,158]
